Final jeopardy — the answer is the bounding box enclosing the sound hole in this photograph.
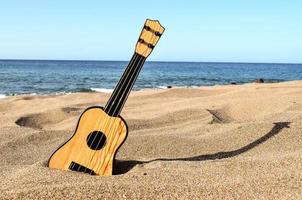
[86,131,107,150]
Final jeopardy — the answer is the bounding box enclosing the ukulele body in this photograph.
[48,106,128,176]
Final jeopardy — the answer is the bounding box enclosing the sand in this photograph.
[1,81,302,199]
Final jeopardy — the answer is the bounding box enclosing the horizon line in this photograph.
[0,58,301,65]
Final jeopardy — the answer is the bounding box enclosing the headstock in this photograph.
[135,19,165,58]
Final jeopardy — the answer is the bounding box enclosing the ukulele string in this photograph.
[94,56,146,173]
[84,54,142,172]
[86,55,143,173]
[87,21,155,172]
[92,29,157,174]
[93,32,156,173]
[104,54,139,110]
[88,54,144,172]
[73,54,139,173]
[116,24,158,116]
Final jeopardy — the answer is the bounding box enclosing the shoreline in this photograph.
[1,79,300,99]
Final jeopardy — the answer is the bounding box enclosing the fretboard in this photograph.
[104,53,146,116]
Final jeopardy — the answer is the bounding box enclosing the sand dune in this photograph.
[1,81,302,199]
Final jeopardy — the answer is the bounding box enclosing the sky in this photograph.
[0,1,301,63]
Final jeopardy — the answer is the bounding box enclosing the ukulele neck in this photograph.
[104,53,146,116]
[104,19,165,116]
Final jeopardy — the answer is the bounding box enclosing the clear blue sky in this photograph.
[0,1,301,63]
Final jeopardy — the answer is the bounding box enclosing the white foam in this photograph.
[157,86,168,89]
[90,88,113,93]
[0,94,6,99]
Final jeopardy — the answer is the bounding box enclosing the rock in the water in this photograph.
[167,85,172,88]
[230,81,237,85]
[255,78,264,83]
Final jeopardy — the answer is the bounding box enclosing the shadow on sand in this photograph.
[114,122,291,175]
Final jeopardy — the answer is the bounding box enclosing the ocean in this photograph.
[0,60,302,97]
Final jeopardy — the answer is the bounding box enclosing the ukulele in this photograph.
[48,19,165,176]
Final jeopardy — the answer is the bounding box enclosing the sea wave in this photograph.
[0,94,6,99]
[157,86,168,89]
[90,88,113,93]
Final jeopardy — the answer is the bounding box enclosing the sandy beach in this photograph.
[1,81,302,199]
